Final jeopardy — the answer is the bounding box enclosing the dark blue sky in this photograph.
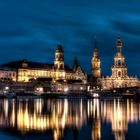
[0,0,140,76]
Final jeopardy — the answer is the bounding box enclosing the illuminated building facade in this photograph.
[1,44,87,84]
[0,67,16,82]
[101,34,139,89]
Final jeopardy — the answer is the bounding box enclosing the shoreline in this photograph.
[0,91,140,99]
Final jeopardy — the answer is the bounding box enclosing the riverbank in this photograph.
[0,91,140,99]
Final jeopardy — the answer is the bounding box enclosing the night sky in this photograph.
[0,0,140,77]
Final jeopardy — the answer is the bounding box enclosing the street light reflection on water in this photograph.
[0,98,140,140]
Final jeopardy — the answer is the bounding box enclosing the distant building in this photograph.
[1,44,87,84]
[0,67,16,82]
[101,34,139,90]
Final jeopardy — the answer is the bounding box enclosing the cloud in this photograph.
[110,19,140,36]
[0,0,139,76]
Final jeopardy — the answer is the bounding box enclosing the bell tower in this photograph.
[54,43,65,70]
[111,33,128,78]
[91,37,101,78]
[54,43,65,80]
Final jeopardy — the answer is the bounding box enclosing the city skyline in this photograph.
[0,0,140,77]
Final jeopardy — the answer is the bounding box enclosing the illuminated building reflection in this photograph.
[0,99,139,140]
[101,99,140,140]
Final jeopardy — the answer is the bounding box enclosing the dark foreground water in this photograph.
[0,98,140,140]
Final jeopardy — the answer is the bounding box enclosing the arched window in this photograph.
[60,64,63,69]
[118,71,121,77]
[55,64,58,69]
[118,60,121,65]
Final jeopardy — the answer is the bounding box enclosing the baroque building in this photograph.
[1,44,87,84]
[101,34,139,90]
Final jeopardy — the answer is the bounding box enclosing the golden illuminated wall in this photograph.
[65,72,73,80]
[17,67,87,83]
[65,70,87,84]
[101,77,139,89]
[92,58,101,78]
[54,70,66,80]
[17,68,53,82]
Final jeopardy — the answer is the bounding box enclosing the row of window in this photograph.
[0,72,16,77]
[19,70,52,77]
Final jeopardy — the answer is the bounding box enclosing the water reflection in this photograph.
[0,98,139,140]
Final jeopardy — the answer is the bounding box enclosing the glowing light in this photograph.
[13,78,16,81]
[36,87,44,93]
[87,86,90,91]
[64,87,68,92]
[5,86,9,90]
[113,90,116,93]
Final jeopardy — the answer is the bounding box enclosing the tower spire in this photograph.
[92,36,101,78]
[93,36,98,58]
[116,32,122,53]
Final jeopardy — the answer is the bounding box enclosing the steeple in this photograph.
[116,32,122,53]
[56,42,63,52]
[73,58,80,72]
[91,37,101,78]
[93,36,99,58]
[73,58,79,67]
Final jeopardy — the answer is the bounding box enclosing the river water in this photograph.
[0,98,140,140]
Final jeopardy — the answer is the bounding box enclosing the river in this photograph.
[0,98,139,140]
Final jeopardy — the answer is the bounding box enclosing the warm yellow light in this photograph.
[36,87,44,92]
[5,86,9,90]
[64,87,68,92]
[13,78,16,81]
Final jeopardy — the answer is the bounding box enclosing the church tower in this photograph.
[111,33,128,78]
[91,38,101,78]
[54,43,65,80]
[54,43,65,70]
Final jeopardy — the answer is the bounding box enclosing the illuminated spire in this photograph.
[116,32,122,53]
[56,42,63,52]
[92,36,101,78]
[93,36,98,57]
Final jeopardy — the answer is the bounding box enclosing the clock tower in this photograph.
[54,43,65,70]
